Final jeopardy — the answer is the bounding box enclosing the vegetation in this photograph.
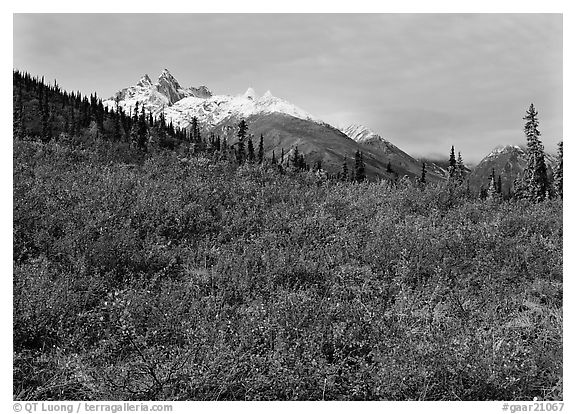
[13,72,562,401]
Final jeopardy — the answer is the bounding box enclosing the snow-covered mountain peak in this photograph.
[483,144,525,161]
[243,87,257,100]
[104,69,322,129]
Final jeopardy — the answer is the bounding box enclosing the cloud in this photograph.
[13,13,562,162]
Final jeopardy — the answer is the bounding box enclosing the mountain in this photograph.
[468,145,557,195]
[104,69,431,180]
[340,124,446,182]
[103,69,321,129]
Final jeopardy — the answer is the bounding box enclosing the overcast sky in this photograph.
[13,13,562,163]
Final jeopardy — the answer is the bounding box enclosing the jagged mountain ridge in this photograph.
[103,69,321,129]
[105,69,451,181]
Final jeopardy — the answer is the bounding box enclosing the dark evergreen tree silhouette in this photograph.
[341,161,349,182]
[113,99,122,141]
[247,136,255,162]
[448,145,456,179]
[236,120,248,164]
[258,134,264,164]
[456,151,465,184]
[354,150,366,182]
[292,146,300,169]
[521,103,548,201]
[420,162,427,185]
[554,141,563,198]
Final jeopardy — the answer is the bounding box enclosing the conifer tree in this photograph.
[554,141,562,198]
[487,175,499,201]
[522,103,548,201]
[386,161,393,174]
[315,159,322,172]
[456,151,465,184]
[354,150,366,182]
[497,175,502,194]
[292,146,300,169]
[137,105,148,150]
[281,148,285,165]
[236,120,248,164]
[129,102,140,148]
[258,134,264,164]
[420,162,427,184]
[113,100,122,141]
[190,117,199,143]
[272,150,277,164]
[448,145,456,179]
[41,90,51,143]
[247,136,255,162]
[341,161,349,182]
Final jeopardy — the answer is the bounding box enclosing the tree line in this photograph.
[13,71,562,200]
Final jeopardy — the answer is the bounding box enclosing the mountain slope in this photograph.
[468,145,557,194]
[340,124,446,182]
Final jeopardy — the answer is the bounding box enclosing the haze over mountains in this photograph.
[104,69,558,183]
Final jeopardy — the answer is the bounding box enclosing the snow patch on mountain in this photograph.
[103,70,321,129]
[483,145,525,161]
[340,124,387,143]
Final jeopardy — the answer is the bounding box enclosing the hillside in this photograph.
[341,124,446,182]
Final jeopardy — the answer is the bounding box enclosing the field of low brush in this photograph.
[13,140,562,400]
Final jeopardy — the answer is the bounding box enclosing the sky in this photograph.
[13,13,562,163]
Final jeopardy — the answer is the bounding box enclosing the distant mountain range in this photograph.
[104,69,558,184]
[104,69,449,181]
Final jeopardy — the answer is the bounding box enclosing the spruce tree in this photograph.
[247,136,255,162]
[456,151,465,184]
[488,175,499,201]
[554,141,563,198]
[315,159,322,172]
[386,161,393,173]
[236,120,248,164]
[113,101,122,141]
[129,102,140,148]
[258,134,264,164]
[497,175,502,194]
[448,145,456,179]
[341,161,349,182]
[420,162,427,184]
[292,146,300,169]
[354,150,366,182]
[137,105,148,150]
[272,150,277,164]
[522,103,548,201]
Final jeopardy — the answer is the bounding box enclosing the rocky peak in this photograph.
[136,74,153,87]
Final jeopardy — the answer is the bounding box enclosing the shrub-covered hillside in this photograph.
[13,137,562,400]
